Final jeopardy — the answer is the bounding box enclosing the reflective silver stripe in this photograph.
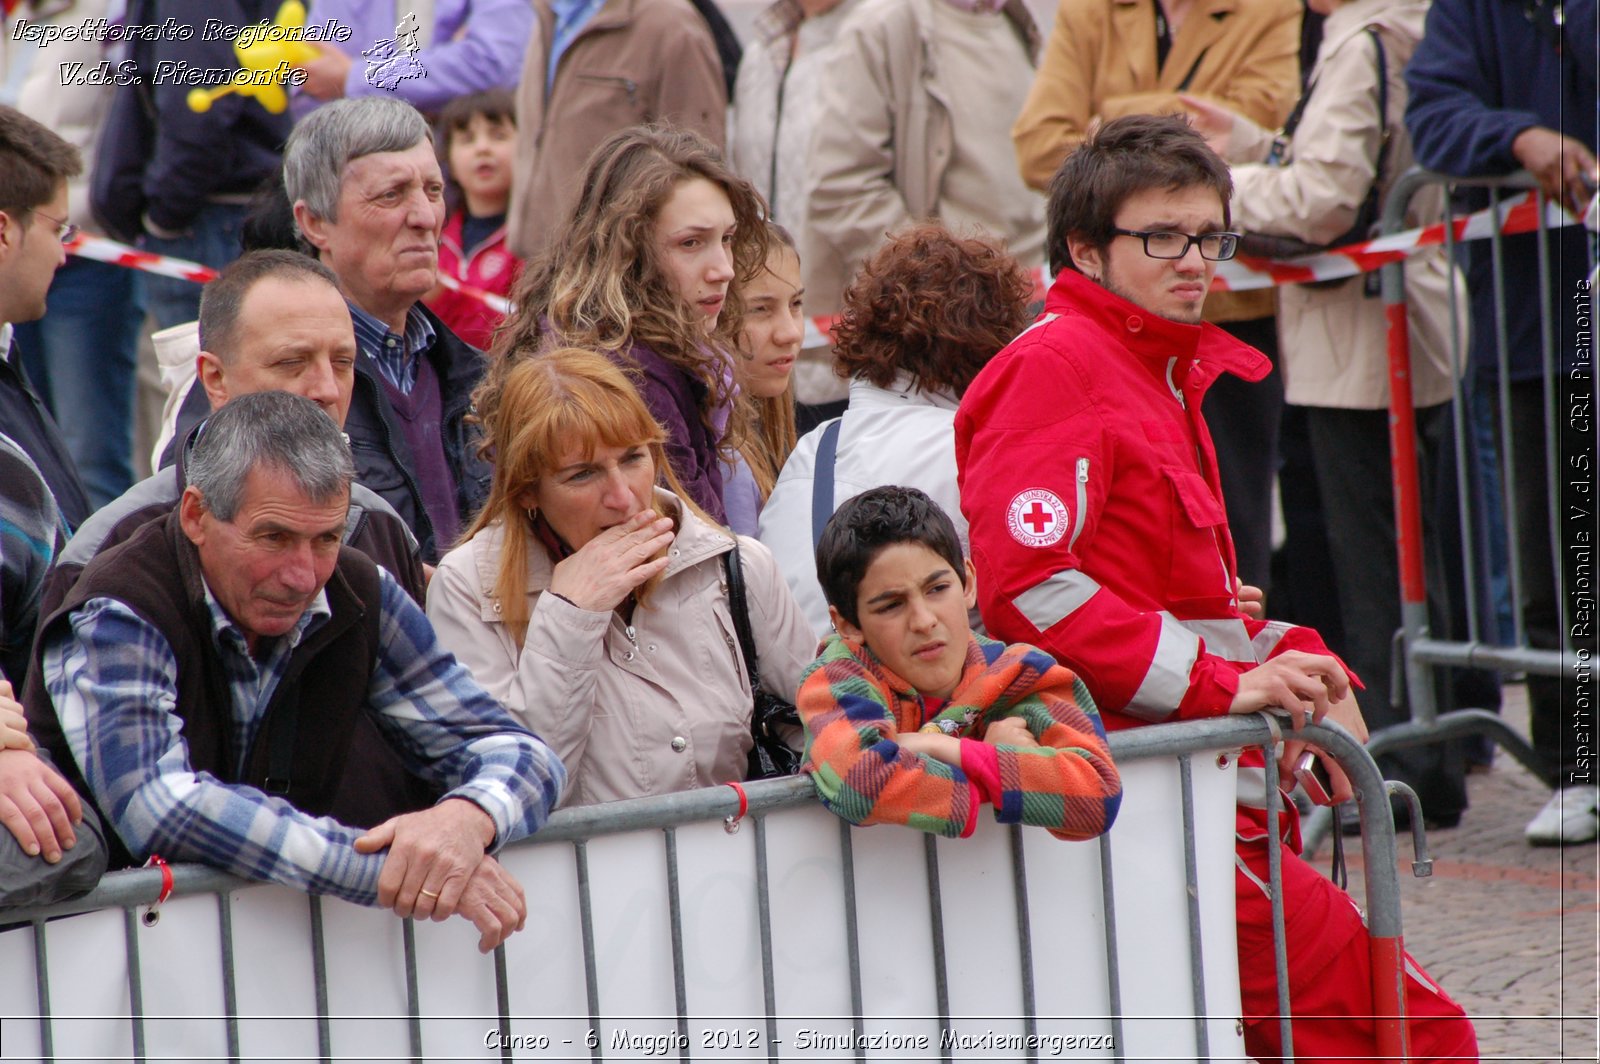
[1015,312,1060,341]
[1251,621,1294,662]
[1125,620,1201,719]
[1161,614,1254,661]
[1012,570,1101,632]
[1234,853,1272,900]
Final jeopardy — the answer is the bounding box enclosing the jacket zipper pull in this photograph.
[1068,457,1091,552]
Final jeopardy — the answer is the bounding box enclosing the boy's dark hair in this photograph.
[436,89,516,210]
[0,104,82,219]
[1045,113,1232,274]
[817,486,966,628]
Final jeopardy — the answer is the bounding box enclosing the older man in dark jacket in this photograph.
[168,97,491,563]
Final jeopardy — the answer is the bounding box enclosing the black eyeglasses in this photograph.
[1110,227,1240,261]
[30,208,79,245]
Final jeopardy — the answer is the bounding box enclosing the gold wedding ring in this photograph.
[419,888,441,899]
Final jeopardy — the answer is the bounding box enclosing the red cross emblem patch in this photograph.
[1006,488,1069,548]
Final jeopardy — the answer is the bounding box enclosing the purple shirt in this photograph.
[296,0,535,115]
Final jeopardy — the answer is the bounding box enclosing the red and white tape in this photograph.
[1211,189,1589,292]
[66,234,514,314]
[67,189,1590,351]
[67,233,220,284]
[802,190,1590,346]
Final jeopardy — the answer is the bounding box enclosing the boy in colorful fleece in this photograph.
[798,486,1121,839]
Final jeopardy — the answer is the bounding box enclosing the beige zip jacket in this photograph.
[427,490,817,807]
[1224,0,1464,408]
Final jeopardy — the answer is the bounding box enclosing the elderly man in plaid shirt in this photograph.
[24,392,565,952]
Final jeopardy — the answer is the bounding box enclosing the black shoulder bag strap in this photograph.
[722,539,762,693]
[810,418,843,550]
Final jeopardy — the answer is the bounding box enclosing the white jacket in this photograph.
[427,490,817,807]
[758,374,967,635]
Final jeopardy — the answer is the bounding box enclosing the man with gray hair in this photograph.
[280,95,491,563]
[23,393,565,951]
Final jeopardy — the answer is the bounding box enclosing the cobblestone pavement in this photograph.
[1331,686,1598,1062]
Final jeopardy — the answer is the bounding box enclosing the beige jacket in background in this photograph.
[1225,0,1464,409]
[1012,0,1302,322]
[507,0,727,262]
[426,489,817,808]
[799,0,1046,318]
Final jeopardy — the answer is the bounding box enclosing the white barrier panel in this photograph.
[0,754,1243,1061]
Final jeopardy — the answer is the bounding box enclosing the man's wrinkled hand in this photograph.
[1512,126,1599,217]
[298,43,353,101]
[1229,650,1354,731]
[354,797,496,920]
[1279,690,1368,805]
[0,748,82,862]
[1236,579,1265,620]
[0,679,34,752]
[454,855,527,953]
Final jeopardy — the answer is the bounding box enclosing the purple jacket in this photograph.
[296,0,534,115]
[611,341,727,523]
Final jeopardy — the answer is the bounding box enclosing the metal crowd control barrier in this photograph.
[1372,168,1592,788]
[0,716,1415,1063]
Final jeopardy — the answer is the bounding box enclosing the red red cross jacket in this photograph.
[956,269,1343,730]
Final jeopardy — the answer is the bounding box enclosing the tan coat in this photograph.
[426,490,817,807]
[1012,0,1303,322]
[1226,0,1463,408]
[799,0,1047,317]
[507,0,727,261]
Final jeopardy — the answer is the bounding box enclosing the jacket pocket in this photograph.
[568,71,648,126]
[1160,464,1230,603]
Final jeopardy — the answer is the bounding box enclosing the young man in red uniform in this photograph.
[955,114,1475,1061]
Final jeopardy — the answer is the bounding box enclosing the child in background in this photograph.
[426,89,520,350]
[721,222,803,536]
[799,486,1121,840]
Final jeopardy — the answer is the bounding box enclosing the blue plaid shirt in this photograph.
[349,301,437,395]
[43,568,566,906]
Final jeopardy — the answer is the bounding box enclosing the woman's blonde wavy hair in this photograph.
[488,125,770,454]
[465,347,717,646]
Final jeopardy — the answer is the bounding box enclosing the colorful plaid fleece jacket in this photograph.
[798,633,1121,840]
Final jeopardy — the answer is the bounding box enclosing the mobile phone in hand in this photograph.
[1293,751,1336,807]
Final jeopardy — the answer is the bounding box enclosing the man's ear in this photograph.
[197,352,229,411]
[827,604,864,643]
[178,486,210,546]
[961,558,978,611]
[292,201,329,254]
[1066,235,1104,281]
[0,210,19,258]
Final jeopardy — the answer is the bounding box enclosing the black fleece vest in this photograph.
[24,509,436,867]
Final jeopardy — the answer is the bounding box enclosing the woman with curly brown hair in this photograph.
[756,224,1035,634]
[486,125,769,523]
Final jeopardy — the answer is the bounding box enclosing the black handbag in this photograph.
[1237,27,1390,293]
[722,540,803,780]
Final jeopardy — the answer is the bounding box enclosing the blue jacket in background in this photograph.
[1405,0,1597,380]
[91,0,290,242]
